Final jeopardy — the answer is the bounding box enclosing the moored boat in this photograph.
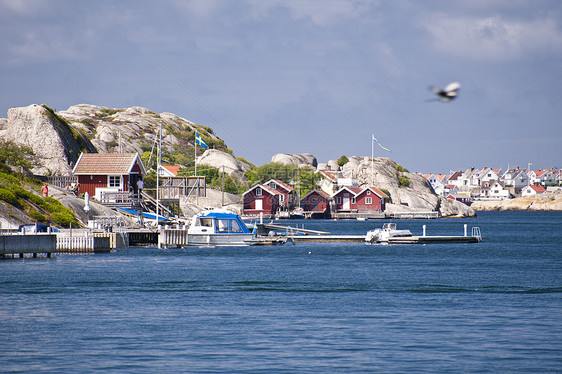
[365,223,412,243]
[186,209,257,246]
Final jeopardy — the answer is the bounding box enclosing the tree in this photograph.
[244,162,319,197]
[337,155,349,167]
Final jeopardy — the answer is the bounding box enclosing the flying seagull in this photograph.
[429,82,460,102]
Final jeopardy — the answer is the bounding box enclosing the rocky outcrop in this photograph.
[2,104,96,175]
[196,149,252,183]
[271,153,317,168]
[180,187,243,217]
[56,104,214,155]
[471,192,562,211]
[340,157,475,217]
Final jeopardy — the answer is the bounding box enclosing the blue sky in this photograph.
[1,0,560,173]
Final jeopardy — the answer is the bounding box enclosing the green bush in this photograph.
[10,185,32,200]
[0,172,20,185]
[29,210,47,222]
[0,188,21,208]
[28,193,48,208]
[396,164,409,173]
[51,211,77,228]
[398,175,410,187]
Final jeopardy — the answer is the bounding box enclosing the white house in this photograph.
[317,170,338,194]
[529,170,555,186]
[479,168,502,184]
[158,164,183,177]
[502,169,530,189]
[488,181,512,200]
[521,184,546,197]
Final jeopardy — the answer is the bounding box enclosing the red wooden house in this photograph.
[242,184,283,216]
[331,186,387,212]
[300,189,332,218]
[72,153,147,202]
[264,179,297,209]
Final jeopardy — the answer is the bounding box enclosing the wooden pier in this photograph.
[387,235,481,244]
[0,234,56,259]
[389,212,440,219]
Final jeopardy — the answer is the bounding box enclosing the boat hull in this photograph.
[185,233,256,246]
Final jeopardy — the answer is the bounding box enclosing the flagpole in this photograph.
[371,134,374,186]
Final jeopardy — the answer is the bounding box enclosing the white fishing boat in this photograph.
[365,223,412,243]
[186,209,257,246]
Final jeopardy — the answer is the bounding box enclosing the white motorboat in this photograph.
[365,223,412,243]
[186,209,257,246]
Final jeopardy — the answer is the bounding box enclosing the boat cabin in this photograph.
[189,211,252,235]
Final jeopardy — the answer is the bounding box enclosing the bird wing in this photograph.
[444,82,461,93]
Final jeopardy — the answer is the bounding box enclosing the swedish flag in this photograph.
[195,132,208,149]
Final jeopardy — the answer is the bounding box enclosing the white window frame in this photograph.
[108,175,122,188]
[256,187,262,196]
[366,197,372,204]
[351,197,356,204]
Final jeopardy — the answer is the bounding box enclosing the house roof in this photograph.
[265,179,295,193]
[160,164,183,177]
[72,153,146,175]
[527,184,546,193]
[302,189,332,200]
[243,184,284,196]
[448,171,463,181]
[318,170,337,183]
[332,186,388,199]
[534,170,550,178]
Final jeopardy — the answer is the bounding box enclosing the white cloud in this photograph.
[425,13,562,61]
[245,0,377,26]
[0,0,50,15]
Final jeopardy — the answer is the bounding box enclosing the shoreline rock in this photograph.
[471,193,562,211]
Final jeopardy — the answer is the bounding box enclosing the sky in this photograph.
[1,0,561,174]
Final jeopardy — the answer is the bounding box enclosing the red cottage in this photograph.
[331,186,387,212]
[72,153,147,201]
[242,184,283,216]
[263,179,297,209]
[300,190,332,218]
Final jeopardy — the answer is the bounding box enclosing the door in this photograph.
[343,193,350,210]
[255,199,263,211]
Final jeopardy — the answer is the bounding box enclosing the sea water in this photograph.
[1,211,561,373]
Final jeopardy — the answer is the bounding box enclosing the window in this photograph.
[229,220,243,233]
[256,187,262,196]
[351,197,356,204]
[108,176,121,188]
[336,197,341,204]
[217,219,229,232]
[269,182,276,189]
[366,197,372,204]
[366,190,371,195]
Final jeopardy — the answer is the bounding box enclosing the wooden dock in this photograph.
[0,234,56,259]
[285,234,481,244]
[288,235,365,243]
[387,235,481,244]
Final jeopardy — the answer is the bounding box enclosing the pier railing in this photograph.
[389,212,440,219]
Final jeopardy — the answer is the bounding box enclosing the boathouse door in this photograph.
[343,193,350,210]
[255,199,263,211]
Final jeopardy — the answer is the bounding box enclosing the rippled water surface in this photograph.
[1,211,561,373]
